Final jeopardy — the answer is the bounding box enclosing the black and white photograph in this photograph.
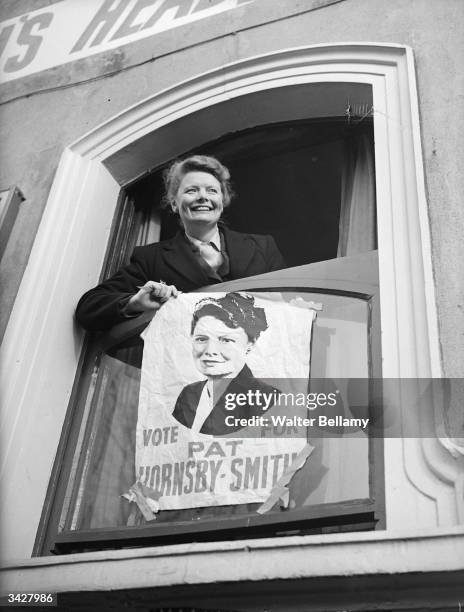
[0,0,463,610]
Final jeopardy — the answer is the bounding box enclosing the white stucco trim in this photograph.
[0,43,444,560]
[1,528,463,594]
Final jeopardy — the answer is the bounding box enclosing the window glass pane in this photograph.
[59,290,372,534]
[277,291,370,507]
[61,352,140,530]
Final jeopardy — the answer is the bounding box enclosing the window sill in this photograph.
[2,527,463,599]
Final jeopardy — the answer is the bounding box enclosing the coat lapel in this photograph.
[221,226,255,279]
[201,365,255,435]
[160,226,256,288]
[173,380,205,429]
[161,231,210,288]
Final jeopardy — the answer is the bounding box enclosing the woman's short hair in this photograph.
[164,155,233,209]
[191,292,268,343]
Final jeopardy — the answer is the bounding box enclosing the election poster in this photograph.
[126,291,318,514]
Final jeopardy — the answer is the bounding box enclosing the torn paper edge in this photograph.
[290,297,323,311]
[122,480,161,521]
[256,443,315,514]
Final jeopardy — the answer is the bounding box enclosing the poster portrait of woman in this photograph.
[172,292,280,435]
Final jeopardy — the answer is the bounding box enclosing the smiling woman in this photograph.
[75,155,285,332]
[175,171,224,227]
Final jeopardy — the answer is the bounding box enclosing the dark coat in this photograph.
[76,226,285,331]
[172,365,278,435]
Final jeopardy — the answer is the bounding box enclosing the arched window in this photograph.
[1,45,445,560]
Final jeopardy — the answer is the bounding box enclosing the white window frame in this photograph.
[2,43,456,560]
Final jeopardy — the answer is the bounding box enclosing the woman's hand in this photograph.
[124,281,179,315]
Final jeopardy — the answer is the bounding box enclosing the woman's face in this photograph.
[192,315,252,378]
[173,171,223,232]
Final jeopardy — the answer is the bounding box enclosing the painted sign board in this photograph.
[0,0,254,84]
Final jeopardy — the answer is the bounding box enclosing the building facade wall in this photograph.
[0,0,463,374]
[0,1,463,606]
